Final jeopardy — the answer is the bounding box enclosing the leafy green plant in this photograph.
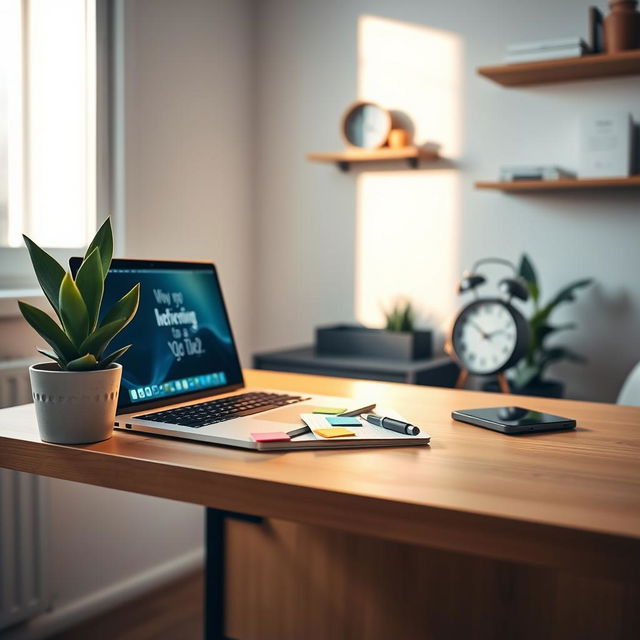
[18,218,140,371]
[513,254,592,390]
[384,299,415,332]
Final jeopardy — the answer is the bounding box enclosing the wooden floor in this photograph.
[51,571,203,640]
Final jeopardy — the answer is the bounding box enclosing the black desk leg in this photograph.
[205,508,264,640]
[205,507,226,640]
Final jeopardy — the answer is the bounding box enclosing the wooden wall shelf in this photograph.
[475,176,640,192]
[306,146,439,171]
[477,50,640,86]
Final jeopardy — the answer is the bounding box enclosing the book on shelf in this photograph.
[504,44,588,64]
[499,166,576,182]
[588,7,604,54]
[506,37,587,54]
[579,112,633,178]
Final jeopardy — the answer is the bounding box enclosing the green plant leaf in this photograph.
[36,348,64,368]
[512,362,540,389]
[538,323,577,342]
[519,262,592,385]
[75,247,104,331]
[518,254,539,303]
[541,347,585,364]
[79,284,139,356]
[546,279,593,311]
[518,254,537,284]
[85,217,113,276]
[66,354,99,371]
[384,300,414,332]
[400,302,414,331]
[535,322,578,347]
[533,280,591,330]
[59,273,90,348]
[101,283,140,327]
[18,301,78,362]
[79,320,126,359]
[22,235,66,319]
[100,344,131,368]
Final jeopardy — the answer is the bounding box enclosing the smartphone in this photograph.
[451,406,576,435]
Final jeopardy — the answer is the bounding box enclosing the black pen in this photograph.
[361,413,420,436]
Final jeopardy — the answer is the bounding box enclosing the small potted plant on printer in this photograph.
[511,254,592,398]
[18,218,140,444]
[316,299,432,360]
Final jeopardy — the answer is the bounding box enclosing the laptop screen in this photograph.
[69,258,244,410]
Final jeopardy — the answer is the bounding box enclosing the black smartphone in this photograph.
[451,406,576,435]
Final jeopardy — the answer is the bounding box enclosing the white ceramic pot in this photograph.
[29,363,122,444]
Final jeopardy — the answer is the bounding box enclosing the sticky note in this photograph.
[314,427,356,438]
[250,431,291,443]
[326,416,361,427]
[312,407,347,415]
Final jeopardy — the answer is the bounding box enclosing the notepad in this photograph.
[246,408,430,451]
[299,410,430,449]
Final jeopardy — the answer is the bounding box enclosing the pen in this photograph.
[287,425,310,439]
[340,403,376,417]
[361,413,420,436]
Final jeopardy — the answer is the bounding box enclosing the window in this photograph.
[0,0,97,264]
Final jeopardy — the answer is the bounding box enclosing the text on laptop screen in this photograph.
[93,261,243,409]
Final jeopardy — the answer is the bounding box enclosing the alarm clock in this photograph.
[341,101,392,149]
[449,258,530,393]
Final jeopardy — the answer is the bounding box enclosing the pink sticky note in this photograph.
[250,431,291,443]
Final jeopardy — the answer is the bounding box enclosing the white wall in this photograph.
[252,0,640,402]
[121,0,255,364]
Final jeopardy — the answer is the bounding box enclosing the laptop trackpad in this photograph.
[252,404,320,425]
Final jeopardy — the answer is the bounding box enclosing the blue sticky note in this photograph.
[326,416,362,427]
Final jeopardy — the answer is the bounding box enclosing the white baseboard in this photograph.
[4,547,205,640]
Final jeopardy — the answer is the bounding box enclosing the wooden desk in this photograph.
[1,370,639,639]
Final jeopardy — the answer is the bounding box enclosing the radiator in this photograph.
[0,358,50,631]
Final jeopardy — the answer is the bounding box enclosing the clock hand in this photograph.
[486,327,511,339]
[469,321,489,340]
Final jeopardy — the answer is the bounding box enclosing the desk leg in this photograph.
[205,508,263,640]
[205,508,226,640]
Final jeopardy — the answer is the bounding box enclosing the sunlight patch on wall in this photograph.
[355,172,459,331]
[355,15,462,335]
[357,15,462,157]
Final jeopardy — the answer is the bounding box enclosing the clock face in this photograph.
[343,103,391,149]
[452,299,527,375]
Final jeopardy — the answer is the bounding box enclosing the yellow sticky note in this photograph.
[312,407,347,415]
[314,427,356,439]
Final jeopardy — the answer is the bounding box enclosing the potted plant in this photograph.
[18,218,140,444]
[315,299,432,361]
[510,254,593,398]
[383,298,416,332]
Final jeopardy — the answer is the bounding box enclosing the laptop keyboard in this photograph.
[135,391,308,428]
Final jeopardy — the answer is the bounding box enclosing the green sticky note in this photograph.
[312,407,347,415]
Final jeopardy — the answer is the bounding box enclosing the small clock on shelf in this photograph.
[341,101,392,149]
[448,258,530,393]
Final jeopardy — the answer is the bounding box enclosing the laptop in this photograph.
[69,258,371,450]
